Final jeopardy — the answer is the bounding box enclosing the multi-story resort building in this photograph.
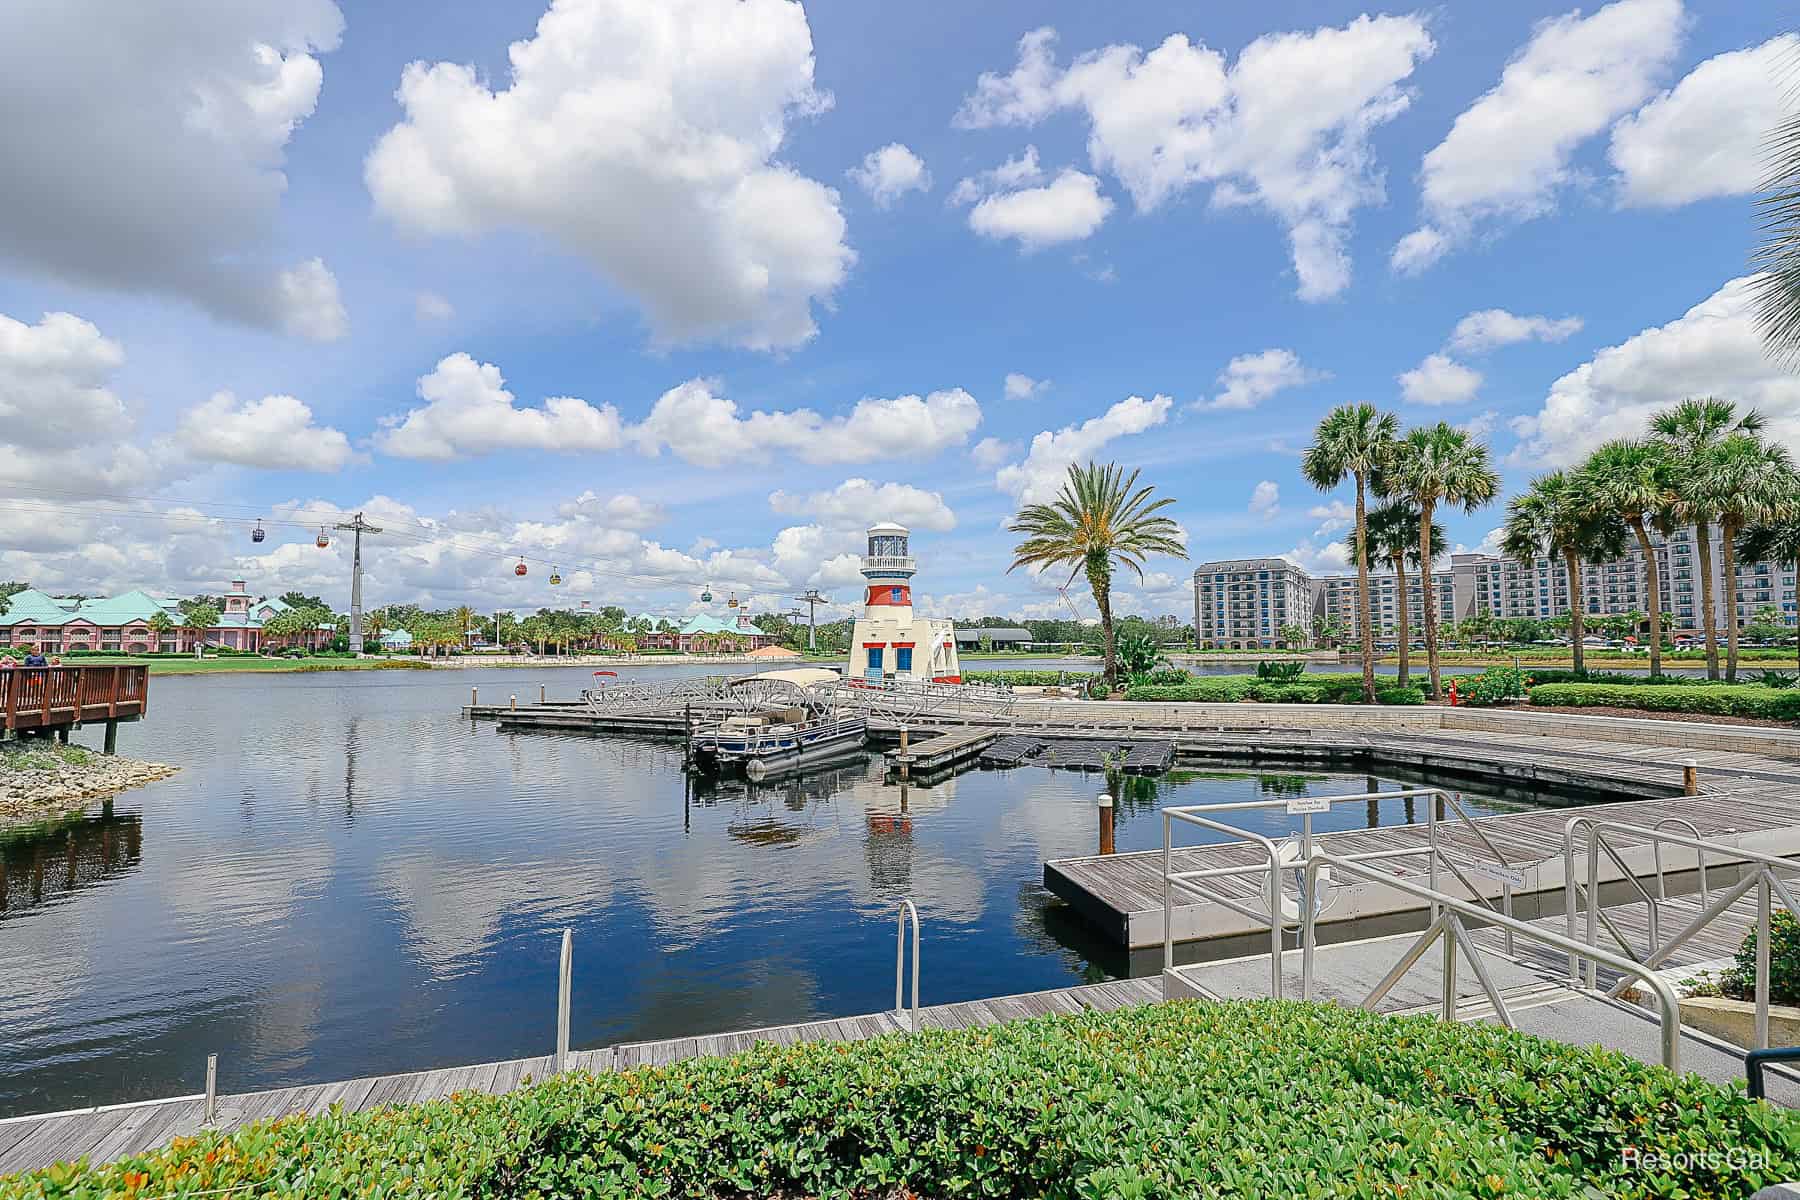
[610,611,775,653]
[1194,526,1798,649]
[1191,558,1316,650]
[0,580,333,654]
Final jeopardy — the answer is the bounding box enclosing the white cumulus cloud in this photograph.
[769,479,955,532]
[0,0,349,339]
[376,353,626,461]
[1398,353,1483,406]
[970,437,1019,468]
[1394,0,1685,274]
[632,381,981,468]
[996,393,1173,504]
[1248,480,1280,520]
[1447,309,1584,354]
[177,392,356,472]
[848,143,932,208]
[957,17,1435,299]
[1004,372,1050,400]
[365,0,853,351]
[1203,348,1328,411]
[1609,34,1799,208]
[967,170,1113,250]
[1511,274,1800,467]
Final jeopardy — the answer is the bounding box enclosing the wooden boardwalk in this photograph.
[885,728,994,773]
[0,978,1162,1178]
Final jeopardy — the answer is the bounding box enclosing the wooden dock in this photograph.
[0,666,147,751]
[1047,784,1800,948]
[885,729,994,773]
[981,734,1174,773]
[0,978,1162,1178]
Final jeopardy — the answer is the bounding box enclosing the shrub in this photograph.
[1458,666,1530,707]
[963,670,1098,688]
[1734,910,1800,1007]
[1375,684,1425,705]
[7,1001,1795,1200]
[1123,674,1381,704]
[1255,658,1306,682]
[1527,682,1800,721]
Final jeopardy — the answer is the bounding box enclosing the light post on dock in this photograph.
[335,512,382,656]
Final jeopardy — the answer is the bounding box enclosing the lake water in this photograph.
[0,664,1550,1116]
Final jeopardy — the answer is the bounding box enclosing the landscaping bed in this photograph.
[1528,682,1800,723]
[6,1000,1795,1199]
[0,744,177,828]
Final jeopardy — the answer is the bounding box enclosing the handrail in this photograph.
[894,899,921,1031]
[1159,787,1528,1001]
[1563,817,1800,1048]
[1747,1047,1800,1100]
[1651,817,1708,903]
[1300,850,1684,1071]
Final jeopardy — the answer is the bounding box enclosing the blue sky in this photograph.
[0,0,1793,623]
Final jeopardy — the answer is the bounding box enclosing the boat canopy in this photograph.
[730,668,840,689]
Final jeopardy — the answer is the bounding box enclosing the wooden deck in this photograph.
[1048,782,1800,948]
[0,978,1163,1178]
[885,728,995,773]
[0,666,147,734]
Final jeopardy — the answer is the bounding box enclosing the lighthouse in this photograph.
[848,522,961,684]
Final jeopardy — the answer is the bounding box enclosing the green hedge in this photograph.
[1124,673,1371,704]
[7,1001,1794,1199]
[963,669,1097,687]
[1529,682,1800,720]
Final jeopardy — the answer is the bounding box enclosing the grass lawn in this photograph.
[106,656,429,675]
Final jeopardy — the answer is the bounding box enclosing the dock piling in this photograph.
[1682,758,1698,796]
[102,720,118,756]
[540,683,546,705]
[471,686,478,709]
[1097,792,1114,855]
[510,694,517,713]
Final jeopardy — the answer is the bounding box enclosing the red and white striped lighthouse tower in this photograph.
[849,522,961,684]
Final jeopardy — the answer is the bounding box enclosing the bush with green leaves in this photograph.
[1255,658,1306,682]
[1125,673,1383,705]
[1528,682,1800,721]
[1375,684,1426,705]
[1458,666,1530,707]
[1730,909,1800,1007]
[9,1001,1796,1200]
[963,670,1098,688]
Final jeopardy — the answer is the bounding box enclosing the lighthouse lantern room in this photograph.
[849,522,961,684]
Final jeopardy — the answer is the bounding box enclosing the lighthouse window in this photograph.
[891,586,904,603]
[895,647,913,672]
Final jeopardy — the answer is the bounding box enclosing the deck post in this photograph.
[539,682,546,705]
[103,720,118,756]
[55,727,68,744]
[1681,758,1698,796]
[510,694,517,713]
[1097,792,1115,855]
[556,929,573,1072]
[471,686,478,710]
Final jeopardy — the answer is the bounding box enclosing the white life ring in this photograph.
[1267,834,1333,924]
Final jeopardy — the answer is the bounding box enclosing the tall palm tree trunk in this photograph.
[1418,502,1442,698]
[1088,556,1117,686]
[1694,521,1720,680]
[1630,518,1664,678]
[1354,472,1375,704]
[1562,547,1586,675]
[1721,517,1744,682]
[1392,553,1410,687]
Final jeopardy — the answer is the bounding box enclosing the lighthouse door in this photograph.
[865,646,884,683]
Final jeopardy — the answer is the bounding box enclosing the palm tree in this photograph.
[1580,439,1678,677]
[1738,513,1800,671]
[452,605,477,650]
[1650,398,1763,680]
[1499,471,1628,675]
[1754,62,1800,364]
[1347,499,1444,688]
[1302,404,1400,704]
[1703,432,1798,681]
[1386,423,1500,698]
[1007,461,1187,685]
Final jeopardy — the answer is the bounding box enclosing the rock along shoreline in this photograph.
[0,746,179,830]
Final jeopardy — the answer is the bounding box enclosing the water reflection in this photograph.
[0,804,142,918]
[0,667,1561,1116]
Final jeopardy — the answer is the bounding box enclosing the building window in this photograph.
[896,647,913,672]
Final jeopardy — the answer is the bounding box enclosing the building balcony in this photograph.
[860,555,916,573]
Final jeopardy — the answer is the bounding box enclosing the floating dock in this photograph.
[980,734,1174,773]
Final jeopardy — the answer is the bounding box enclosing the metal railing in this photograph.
[895,899,921,1031]
[584,675,733,715]
[1563,817,1800,1049]
[1298,852,1685,1071]
[1161,787,1536,998]
[818,678,1018,722]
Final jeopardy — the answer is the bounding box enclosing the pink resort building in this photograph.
[0,581,333,654]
